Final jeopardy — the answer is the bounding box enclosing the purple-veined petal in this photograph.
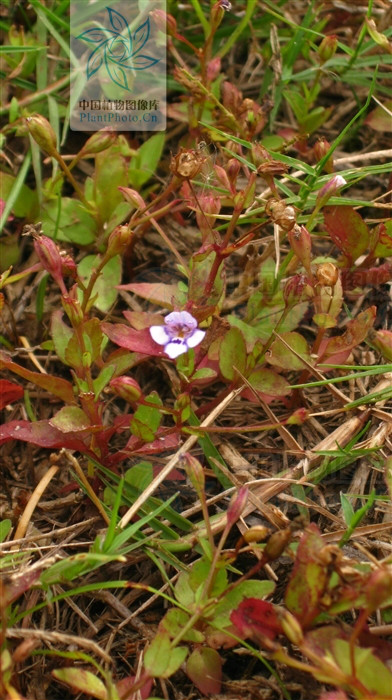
[186,329,206,348]
[165,340,188,359]
[165,310,197,329]
[150,325,170,345]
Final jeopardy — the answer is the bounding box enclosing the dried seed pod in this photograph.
[263,528,292,561]
[170,147,207,180]
[316,262,339,286]
[266,199,297,231]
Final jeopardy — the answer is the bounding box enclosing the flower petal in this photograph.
[165,340,188,359]
[186,329,206,348]
[150,325,170,345]
[164,310,197,329]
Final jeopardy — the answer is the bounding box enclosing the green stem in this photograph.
[217,0,257,58]
[52,151,92,210]
[189,0,210,36]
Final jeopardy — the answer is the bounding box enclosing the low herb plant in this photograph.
[1,1,392,699]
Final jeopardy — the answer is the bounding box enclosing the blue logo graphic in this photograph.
[77,6,159,89]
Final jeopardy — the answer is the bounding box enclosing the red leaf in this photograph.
[0,379,24,409]
[284,524,328,628]
[323,206,369,264]
[318,306,376,364]
[342,262,392,290]
[186,647,222,695]
[0,419,94,455]
[116,675,153,700]
[102,323,165,356]
[230,598,282,641]
[117,282,180,309]
[0,351,75,404]
[1,570,41,609]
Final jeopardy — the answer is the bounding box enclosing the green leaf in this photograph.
[130,391,162,443]
[49,406,90,433]
[94,146,129,221]
[340,492,354,527]
[161,609,204,642]
[373,220,392,257]
[51,311,73,365]
[0,171,37,218]
[268,332,311,370]
[40,198,97,245]
[124,461,153,492]
[144,631,187,678]
[52,668,110,700]
[246,368,290,398]
[0,519,12,543]
[301,106,332,134]
[332,639,392,695]
[219,327,247,381]
[174,571,196,608]
[93,364,115,398]
[129,133,165,188]
[189,558,228,597]
[77,255,122,312]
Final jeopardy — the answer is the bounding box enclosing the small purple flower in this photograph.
[316,175,347,202]
[219,0,232,10]
[149,311,206,359]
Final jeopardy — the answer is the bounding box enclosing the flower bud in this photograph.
[226,486,248,528]
[25,113,57,155]
[222,82,242,112]
[214,164,232,192]
[60,251,77,279]
[80,129,117,156]
[106,225,133,257]
[181,452,205,494]
[118,187,146,210]
[61,289,84,326]
[150,9,177,36]
[266,199,297,232]
[210,1,230,30]
[287,224,312,272]
[280,610,304,646]
[226,158,241,186]
[365,18,392,53]
[206,56,221,83]
[313,138,334,174]
[318,35,338,63]
[316,175,347,207]
[286,407,309,425]
[109,376,142,403]
[32,232,66,292]
[196,193,221,235]
[283,274,312,308]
